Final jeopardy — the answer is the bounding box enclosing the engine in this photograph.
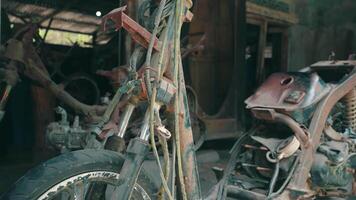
[230,120,356,199]
[309,93,356,195]
[46,107,102,152]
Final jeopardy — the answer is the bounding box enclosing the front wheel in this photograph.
[1,149,155,200]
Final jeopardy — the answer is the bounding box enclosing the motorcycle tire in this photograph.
[1,149,155,200]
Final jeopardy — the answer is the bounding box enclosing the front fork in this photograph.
[110,106,155,199]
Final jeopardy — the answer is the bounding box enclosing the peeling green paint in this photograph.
[182,91,191,129]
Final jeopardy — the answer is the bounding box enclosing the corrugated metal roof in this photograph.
[2,0,118,44]
[4,1,101,34]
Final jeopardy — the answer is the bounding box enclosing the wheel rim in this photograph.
[38,171,151,200]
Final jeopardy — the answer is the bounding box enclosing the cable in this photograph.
[145,1,176,199]
[267,161,280,196]
[149,104,173,200]
[267,156,299,199]
[143,0,167,97]
[158,135,171,200]
[171,138,177,197]
[173,0,188,198]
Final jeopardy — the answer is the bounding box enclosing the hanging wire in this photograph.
[173,0,188,199]
[143,0,170,97]
[146,0,175,199]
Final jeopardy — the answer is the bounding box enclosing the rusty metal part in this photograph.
[286,68,356,197]
[3,28,106,122]
[251,108,310,148]
[0,84,11,121]
[98,95,129,140]
[156,78,177,105]
[243,144,269,151]
[343,87,356,131]
[177,61,202,199]
[246,72,330,111]
[324,124,345,141]
[245,72,331,123]
[98,80,139,127]
[241,163,272,172]
[266,136,300,163]
[96,66,129,90]
[4,39,25,64]
[273,112,309,148]
[0,84,12,110]
[0,65,19,86]
[276,136,300,160]
[101,6,161,52]
[181,34,206,59]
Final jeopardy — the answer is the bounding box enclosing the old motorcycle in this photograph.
[3,0,356,200]
[212,59,356,199]
[2,0,200,199]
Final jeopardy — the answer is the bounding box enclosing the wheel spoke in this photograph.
[34,170,149,200]
[58,189,71,200]
[73,181,86,200]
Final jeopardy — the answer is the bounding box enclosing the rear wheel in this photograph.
[1,149,155,200]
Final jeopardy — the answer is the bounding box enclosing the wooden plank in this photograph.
[246,17,264,26]
[246,1,298,25]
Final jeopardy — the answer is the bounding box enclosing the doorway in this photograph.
[246,21,289,94]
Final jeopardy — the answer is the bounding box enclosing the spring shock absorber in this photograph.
[343,87,356,131]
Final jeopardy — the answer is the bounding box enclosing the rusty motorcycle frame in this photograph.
[217,60,356,200]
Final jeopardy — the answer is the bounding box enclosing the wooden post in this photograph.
[256,20,268,84]
[281,29,289,72]
[233,0,247,128]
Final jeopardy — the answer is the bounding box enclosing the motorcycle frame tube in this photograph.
[273,112,310,148]
[117,103,135,138]
[176,60,202,199]
[139,103,160,141]
[285,68,356,197]
[110,137,151,200]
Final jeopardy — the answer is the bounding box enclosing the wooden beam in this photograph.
[281,29,289,72]
[256,20,268,84]
[246,2,298,25]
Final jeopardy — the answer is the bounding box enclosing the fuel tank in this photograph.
[245,72,331,123]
